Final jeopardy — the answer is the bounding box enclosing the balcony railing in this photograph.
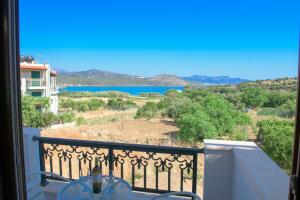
[32,136,203,194]
[26,78,46,87]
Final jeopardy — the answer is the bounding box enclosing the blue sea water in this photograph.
[60,86,184,96]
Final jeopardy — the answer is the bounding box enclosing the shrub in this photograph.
[59,91,130,98]
[229,127,248,141]
[257,119,294,171]
[76,116,87,126]
[257,107,279,116]
[263,92,295,108]
[86,98,105,111]
[22,96,53,127]
[257,100,296,118]
[78,103,89,112]
[22,96,76,127]
[55,112,76,123]
[59,99,76,110]
[139,92,161,98]
[59,98,105,112]
[177,111,218,142]
[135,102,159,119]
[277,100,296,118]
[200,95,251,136]
[107,98,136,110]
[241,87,267,108]
[158,96,194,119]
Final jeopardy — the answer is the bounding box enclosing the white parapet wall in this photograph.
[23,128,41,173]
[203,140,289,200]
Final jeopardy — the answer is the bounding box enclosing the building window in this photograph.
[31,71,40,78]
[31,92,42,97]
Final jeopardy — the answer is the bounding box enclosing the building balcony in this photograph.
[23,128,289,200]
[26,78,47,90]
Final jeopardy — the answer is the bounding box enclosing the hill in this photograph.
[148,74,189,86]
[57,69,253,86]
[182,75,250,85]
[239,77,297,91]
[57,69,188,86]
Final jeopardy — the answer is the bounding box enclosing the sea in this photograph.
[60,86,185,96]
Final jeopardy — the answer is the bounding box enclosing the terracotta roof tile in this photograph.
[20,63,47,70]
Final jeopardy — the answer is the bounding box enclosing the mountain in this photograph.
[57,69,250,86]
[182,75,250,85]
[57,69,151,86]
[57,69,188,86]
[148,74,189,86]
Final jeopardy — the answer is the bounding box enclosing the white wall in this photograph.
[21,78,27,95]
[50,95,58,114]
[23,128,41,173]
[203,140,289,200]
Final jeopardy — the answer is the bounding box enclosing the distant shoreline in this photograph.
[59,84,187,87]
[59,85,185,96]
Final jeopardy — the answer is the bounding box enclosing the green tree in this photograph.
[257,119,294,171]
[200,95,250,136]
[263,92,295,108]
[135,102,159,119]
[87,98,105,110]
[107,98,136,110]
[177,111,218,142]
[241,87,267,108]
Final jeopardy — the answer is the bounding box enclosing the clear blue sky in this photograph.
[20,0,299,80]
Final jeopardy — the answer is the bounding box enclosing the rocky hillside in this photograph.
[57,69,188,86]
[57,69,251,86]
[148,74,189,86]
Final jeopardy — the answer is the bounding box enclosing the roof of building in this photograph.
[20,63,48,70]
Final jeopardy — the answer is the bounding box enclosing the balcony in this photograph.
[23,128,289,200]
[26,78,47,90]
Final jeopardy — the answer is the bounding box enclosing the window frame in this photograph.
[289,37,300,200]
[0,0,27,199]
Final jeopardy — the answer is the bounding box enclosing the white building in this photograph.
[20,59,58,114]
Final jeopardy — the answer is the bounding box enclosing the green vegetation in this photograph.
[59,91,130,98]
[22,96,75,128]
[135,77,297,173]
[136,102,160,119]
[76,116,87,126]
[258,99,296,118]
[138,92,161,98]
[177,110,218,142]
[59,98,105,112]
[241,87,267,108]
[107,98,137,110]
[239,77,297,92]
[136,89,251,142]
[257,119,294,172]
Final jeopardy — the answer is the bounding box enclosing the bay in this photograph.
[60,86,184,95]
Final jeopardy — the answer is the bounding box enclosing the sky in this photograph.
[20,0,300,80]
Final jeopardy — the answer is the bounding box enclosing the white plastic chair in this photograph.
[101,176,132,200]
[150,191,201,200]
[58,179,94,200]
[25,171,70,200]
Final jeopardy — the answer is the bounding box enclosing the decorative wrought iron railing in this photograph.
[33,136,203,194]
